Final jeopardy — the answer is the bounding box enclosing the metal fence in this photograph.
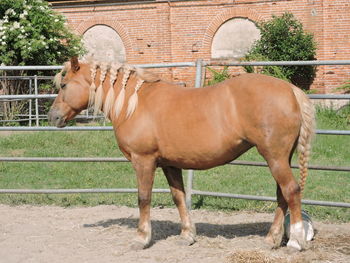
[0,75,104,126]
[0,60,349,209]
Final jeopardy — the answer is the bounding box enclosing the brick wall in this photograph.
[53,0,350,92]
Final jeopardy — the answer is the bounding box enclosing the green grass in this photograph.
[0,106,349,222]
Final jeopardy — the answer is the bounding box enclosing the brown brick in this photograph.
[53,0,350,92]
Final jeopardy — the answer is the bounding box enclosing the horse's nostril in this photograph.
[55,116,60,120]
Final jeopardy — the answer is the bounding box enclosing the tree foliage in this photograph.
[0,0,84,66]
[244,13,317,89]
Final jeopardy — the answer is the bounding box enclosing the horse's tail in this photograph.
[291,86,315,194]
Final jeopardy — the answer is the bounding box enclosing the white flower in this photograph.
[1,41,6,45]
[13,22,20,29]
[54,19,59,22]
[19,11,28,19]
[5,9,14,15]
[28,47,32,50]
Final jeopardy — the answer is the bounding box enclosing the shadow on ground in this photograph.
[83,217,271,242]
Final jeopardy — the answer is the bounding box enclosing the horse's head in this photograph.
[48,57,90,127]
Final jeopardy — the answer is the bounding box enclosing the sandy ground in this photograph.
[0,205,349,263]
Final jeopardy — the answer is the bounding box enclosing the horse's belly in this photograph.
[157,138,251,170]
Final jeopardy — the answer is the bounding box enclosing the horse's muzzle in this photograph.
[48,108,67,128]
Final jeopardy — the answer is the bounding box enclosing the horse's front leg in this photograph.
[162,166,196,245]
[131,154,156,250]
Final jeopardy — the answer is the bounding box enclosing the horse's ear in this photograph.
[70,56,80,73]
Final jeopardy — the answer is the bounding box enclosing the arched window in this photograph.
[83,25,126,63]
[211,18,260,60]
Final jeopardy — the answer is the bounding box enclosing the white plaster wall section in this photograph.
[211,18,260,60]
[83,25,126,63]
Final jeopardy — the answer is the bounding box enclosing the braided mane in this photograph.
[54,60,159,120]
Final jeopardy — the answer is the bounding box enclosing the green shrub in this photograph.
[243,53,289,82]
[244,12,317,90]
[206,66,230,86]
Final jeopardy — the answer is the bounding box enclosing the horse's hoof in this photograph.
[265,236,280,249]
[265,230,283,249]
[130,240,148,251]
[287,222,306,251]
[286,238,306,251]
[176,234,196,246]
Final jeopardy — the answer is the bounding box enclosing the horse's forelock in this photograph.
[53,71,62,90]
[53,62,70,89]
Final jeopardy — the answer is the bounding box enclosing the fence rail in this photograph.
[0,157,349,172]
[0,60,349,209]
[0,126,348,135]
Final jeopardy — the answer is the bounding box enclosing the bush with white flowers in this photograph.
[0,0,84,66]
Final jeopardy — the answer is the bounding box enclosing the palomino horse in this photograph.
[48,57,315,251]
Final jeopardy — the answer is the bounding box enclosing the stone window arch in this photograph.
[83,25,126,63]
[211,18,260,60]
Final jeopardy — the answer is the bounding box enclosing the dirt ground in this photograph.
[0,205,349,263]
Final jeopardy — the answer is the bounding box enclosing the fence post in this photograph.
[34,75,39,126]
[186,59,204,210]
[29,78,32,127]
[186,170,194,210]
[195,59,203,88]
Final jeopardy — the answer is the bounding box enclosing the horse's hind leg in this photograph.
[162,166,196,245]
[266,184,288,248]
[266,148,296,248]
[265,156,306,250]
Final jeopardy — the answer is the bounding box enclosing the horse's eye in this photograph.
[61,83,67,89]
